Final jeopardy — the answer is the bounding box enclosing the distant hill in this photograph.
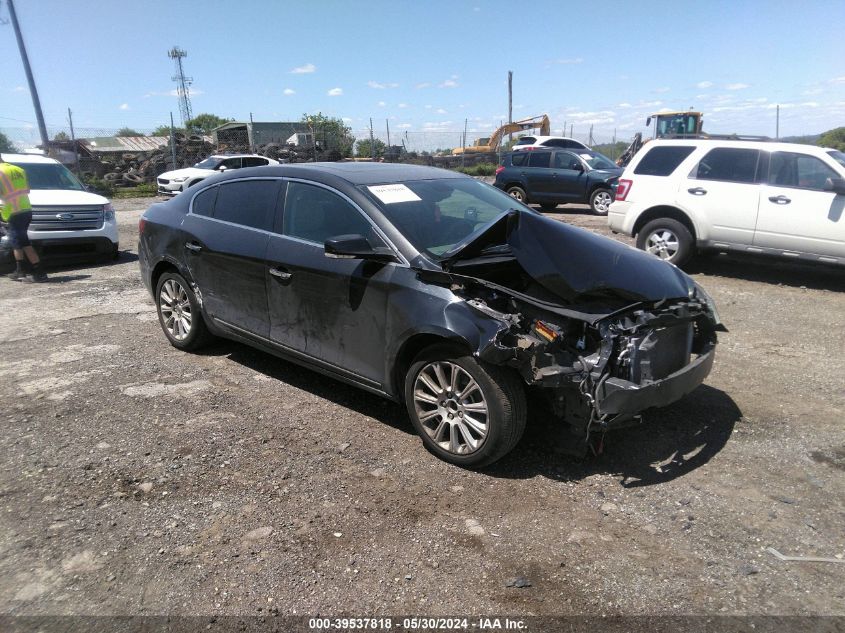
[780,134,820,145]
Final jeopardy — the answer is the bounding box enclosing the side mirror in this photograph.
[573,162,585,172]
[217,165,228,172]
[324,234,397,263]
[824,177,845,195]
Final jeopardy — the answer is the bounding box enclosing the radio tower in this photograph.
[168,46,193,127]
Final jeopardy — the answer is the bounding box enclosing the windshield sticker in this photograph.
[368,184,422,204]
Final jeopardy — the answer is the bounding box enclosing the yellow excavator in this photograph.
[453,114,550,155]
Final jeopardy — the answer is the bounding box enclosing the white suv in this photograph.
[157,154,279,195]
[0,153,119,268]
[608,139,845,267]
[512,136,590,152]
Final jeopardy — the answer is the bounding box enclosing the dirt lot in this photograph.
[1,197,843,619]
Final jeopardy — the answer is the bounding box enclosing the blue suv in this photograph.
[494,148,623,215]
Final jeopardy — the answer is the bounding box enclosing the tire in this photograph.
[540,203,558,212]
[155,272,212,351]
[404,344,527,468]
[636,218,694,267]
[506,186,528,204]
[589,188,613,215]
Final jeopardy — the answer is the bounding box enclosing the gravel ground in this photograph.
[0,197,843,618]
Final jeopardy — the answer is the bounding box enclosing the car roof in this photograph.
[646,138,837,155]
[0,153,60,164]
[531,136,584,143]
[209,153,270,159]
[209,161,466,186]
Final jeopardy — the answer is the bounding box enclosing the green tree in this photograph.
[302,112,355,158]
[53,131,70,141]
[818,127,845,151]
[116,127,143,137]
[0,131,17,153]
[186,113,232,134]
[355,137,386,158]
[149,124,185,137]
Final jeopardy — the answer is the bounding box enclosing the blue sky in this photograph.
[1,0,844,150]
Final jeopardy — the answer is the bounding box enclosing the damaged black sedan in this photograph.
[138,163,723,467]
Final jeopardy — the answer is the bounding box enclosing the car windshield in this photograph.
[578,151,617,170]
[828,150,845,169]
[514,137,534,146]
[360,178,525,260]
[193,157,222,169]
[10,162,84,191]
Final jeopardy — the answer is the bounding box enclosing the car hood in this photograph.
[590,167,623,178]
[445,210,695,306]
[28,189,109,206]
[158,167,213,180]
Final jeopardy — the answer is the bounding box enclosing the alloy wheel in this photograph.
[413,361,489,455]
[592,190,612,213]
[159,279,193,341]
[645,229,680,260]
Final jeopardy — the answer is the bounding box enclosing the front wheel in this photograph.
[404,345,527,468]
[636,218,694,266]
[155,272,212,351]
[589,188,613,215]
[506,186,528,204]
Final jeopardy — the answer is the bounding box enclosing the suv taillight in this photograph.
[615,179,632,201]
[138,218,147,234]
[495,166,505,176]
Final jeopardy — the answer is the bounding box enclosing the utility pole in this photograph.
[67,108,80,174]
[507,71,513,143]
[249,111,255,153]
[168,46,193,128]
[7,0,49,149]
[169,112,177,168]
[369,118,375,159]
[386,119,391,151]
[776,104,780,140]
[570,124,573,138]
[589,124,594,146]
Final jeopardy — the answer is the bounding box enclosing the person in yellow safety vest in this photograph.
[0,156,47,282]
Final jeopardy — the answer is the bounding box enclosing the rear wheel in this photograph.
[506,186,528,204]
[636,218,694,266]
[589,188,613,215]
[404,345,527,468]
[155,272,212,350]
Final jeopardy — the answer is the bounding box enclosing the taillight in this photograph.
[495,166,505,176]
[138,218,147,234]
[615,179,632,201]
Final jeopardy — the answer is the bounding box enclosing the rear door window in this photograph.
[528,152,551,168]
[693,148,760,183]
[213,180,278,230]
[634,146,695,176]
[769,152,840,190]
[553,151,582,170]
[509,153,528,167]
[221,157,242,170]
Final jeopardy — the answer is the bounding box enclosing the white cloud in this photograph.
[617,102,632,108]
[327,87,343,96]
[11,86,25,93]
[342,117,353,122]
[803,87,824,95]
[697,81,713,89]
[368,80,399,89]
[548,57,584,65]
[436,108,447,114]
[424,105,433,109]
[119,103,130,110]
[283,88,296,95]
[416,82,431,89]
[290,63,316,74]
[398,123,412,128]
[377,101,386,107]
[653,87,670,94]
[398,103,408,108]
[473,6,480,11]
[829,76,845,84]
[726,83,750,90]
[439,79,458,88]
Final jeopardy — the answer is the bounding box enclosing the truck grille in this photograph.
[29,206,104,232]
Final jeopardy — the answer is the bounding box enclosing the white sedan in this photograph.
[156,154,279,195]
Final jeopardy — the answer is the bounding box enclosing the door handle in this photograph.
[687,187,707,195]
[184,242,202,253]
[768,195,791,204]
[268,267,292,281]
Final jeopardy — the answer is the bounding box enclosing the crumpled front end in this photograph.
[452,278,720,444]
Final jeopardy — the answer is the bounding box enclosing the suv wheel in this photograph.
[506,186,528,204]
[155,272,212,351]
[405,345,527,468]
[589,188,613,215]
[636,218,694,266]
